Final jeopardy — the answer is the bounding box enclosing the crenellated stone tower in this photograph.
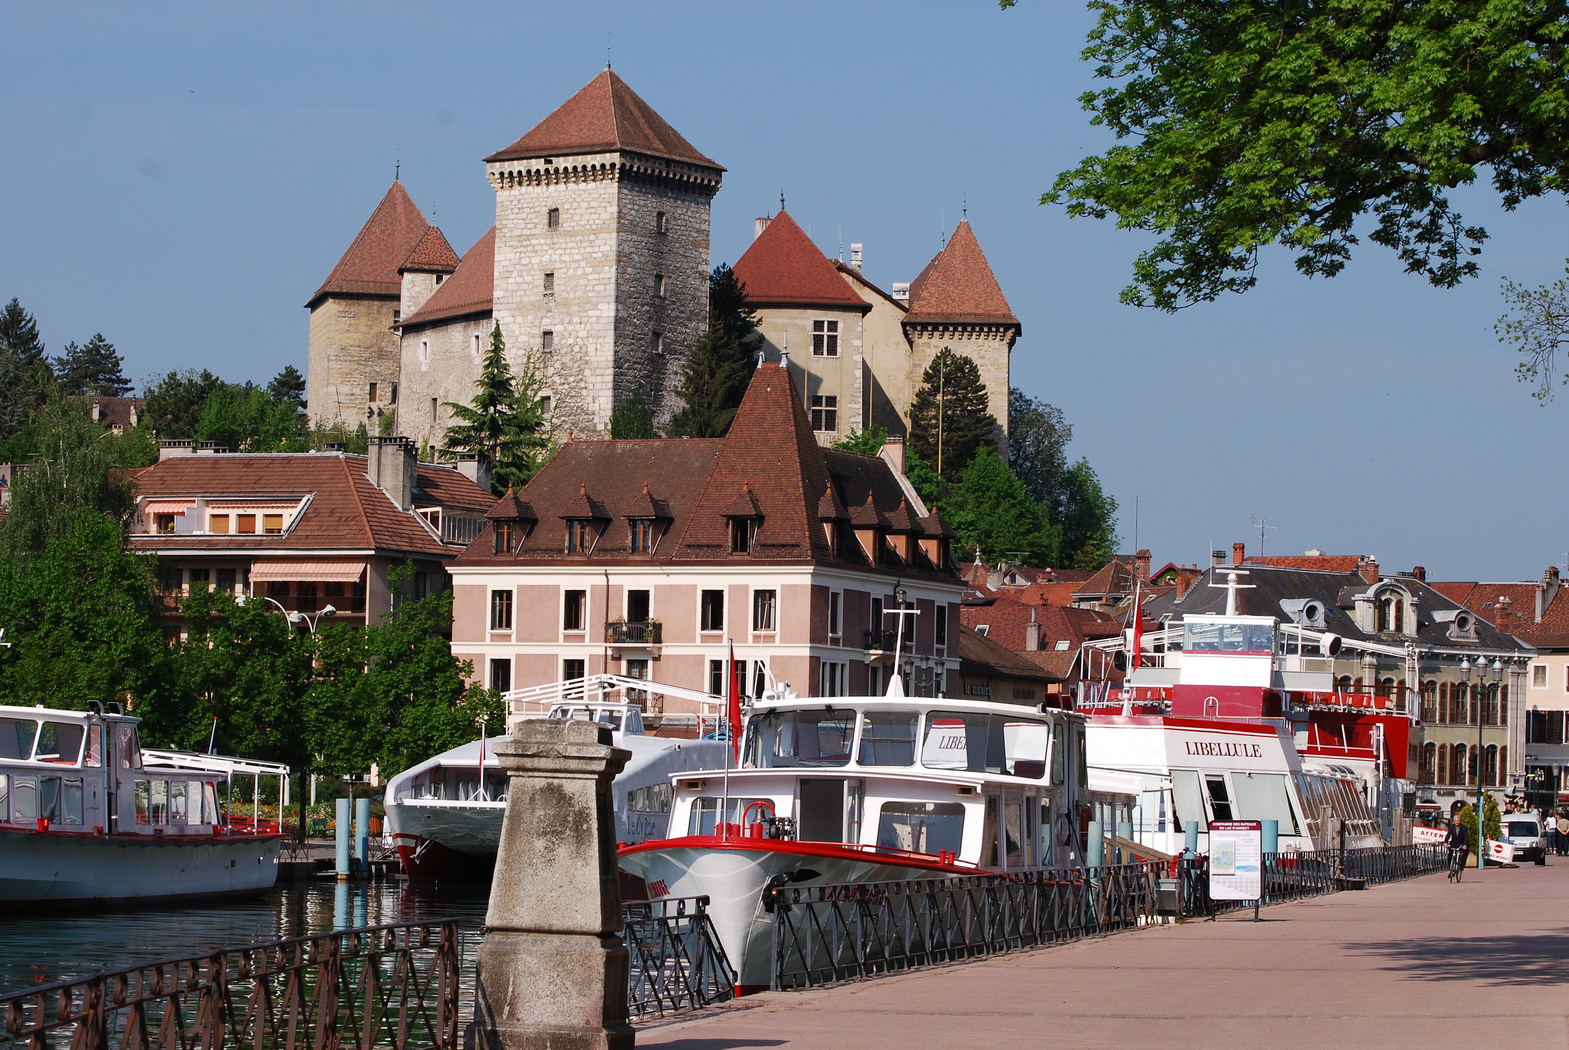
[483,70,724,436]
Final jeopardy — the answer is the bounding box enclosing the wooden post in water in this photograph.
[469,719,633,1050]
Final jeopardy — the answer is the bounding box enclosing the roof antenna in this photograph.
[395,157,400,181]
[780,190,786,213]
[962,193,967,220]
[606,34,612,69]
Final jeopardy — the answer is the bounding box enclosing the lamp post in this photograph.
[1460,656,1504,871]
[241,594,337,633]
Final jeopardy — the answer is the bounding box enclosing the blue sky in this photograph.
[4,1,1567,583]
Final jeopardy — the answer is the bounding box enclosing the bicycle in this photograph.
[1448,847,1467,882]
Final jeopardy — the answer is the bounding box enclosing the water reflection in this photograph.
[0,878,490,995]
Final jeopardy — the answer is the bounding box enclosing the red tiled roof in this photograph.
[1526,587,1569,648]
[1433,580,1544,637]
[308,182,429,308]
[904,220,1018,328]
[958,624,1059,684]
[1248,555,1365,572]
[731,211,868,311]
[128,454,493,557]
[400,228,496,330]
[486,69,721,170]
[400,226,460,274]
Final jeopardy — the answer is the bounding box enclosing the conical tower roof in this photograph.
[904,219,1019,328]
[400,225,460,275]
[732,210,867,310]
[400,228,496,329]
[486,69,721,170]
[308,182,430,307]
[677,361,834,560]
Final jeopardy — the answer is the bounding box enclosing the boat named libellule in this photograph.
[385,674,731,879]
[617,675,1093,994]
[0,702,285,905]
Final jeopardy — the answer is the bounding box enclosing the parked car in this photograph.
[1498,814,1548,865]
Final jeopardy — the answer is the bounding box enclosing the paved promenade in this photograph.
[638,860,1569,1049]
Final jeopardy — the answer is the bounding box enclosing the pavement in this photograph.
[636,859,1569,1050]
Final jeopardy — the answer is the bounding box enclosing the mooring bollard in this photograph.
[469,718,632,1050]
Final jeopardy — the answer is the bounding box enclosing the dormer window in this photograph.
[565,519,594,554]
[494,521,515,555]
[630,518,656,554]
[1377,594,1405,633]
[730,517,753,554]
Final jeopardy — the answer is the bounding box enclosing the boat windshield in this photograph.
[1185,620,1275,653]
[747,708,857,768]
[920,711,1049,778]
[0,718,37,761]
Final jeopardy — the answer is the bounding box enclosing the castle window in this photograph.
[368,382,378,402]
[540,395,552,415]
[430,398,438,423]
[547,207,560,230]
[543,272,554,294]
[810,395,838,433]
[653,273,666,297]
[655,211,668,234]
[542,330,554,350]
[434,274,444,286]
[650,330,664,354]
[420,341,430,369]
[812,319,839,357]
[629,518,655,554]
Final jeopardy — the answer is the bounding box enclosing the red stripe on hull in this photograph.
[393,834,495,881]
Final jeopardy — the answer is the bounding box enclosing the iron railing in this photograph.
[622,896,734,1018]
[1,921,460,1050]
[605,620,662,645]
[768,862,1161,990]
[1177,844,1448,918]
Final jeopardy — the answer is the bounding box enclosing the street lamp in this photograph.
[240,594,337,633]
[1460,656,1504,871]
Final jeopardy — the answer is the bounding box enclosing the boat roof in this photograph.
[752,694,1075,721]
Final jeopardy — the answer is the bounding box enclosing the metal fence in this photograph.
[623,896,734,1018]
[1,921,460,1050]
[1177,844,1449,918]
[768,862,1162,990]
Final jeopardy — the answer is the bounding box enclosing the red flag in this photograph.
[1130,593,1144,672]
[728,643,743,762]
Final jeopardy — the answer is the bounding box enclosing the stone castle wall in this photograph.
[904,323,1016,450]
[306,295,402,426]
[396,314,497,452]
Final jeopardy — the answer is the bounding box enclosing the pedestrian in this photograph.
[1557,812,1569,856]
[1548,815,1559,857]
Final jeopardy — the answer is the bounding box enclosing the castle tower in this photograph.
[484,70,724,437]
[902,219,1020,446]
[306,181,433,426]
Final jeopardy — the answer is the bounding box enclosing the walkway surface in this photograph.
[637,860,1569,1049]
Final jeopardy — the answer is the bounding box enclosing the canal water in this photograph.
[0,877,491,996]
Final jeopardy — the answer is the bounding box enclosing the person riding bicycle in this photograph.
[1445,817,1470,871]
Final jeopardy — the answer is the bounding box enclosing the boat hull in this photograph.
[0,827,282,906]
[389,799,504,880]
[619,837,972,994]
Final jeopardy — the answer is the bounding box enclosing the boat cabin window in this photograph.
[687,796,774,836]
[858,710,918,766]
[0,718,36,760]
[1050,724,1065,784]
[1171,771,1204,832]
[746,709,855,768]
[85,724,103,767]
[920,711,1049,778]
[1204,776,1234,821]
[1229,772,1299,834]
[32,721,84,764]
[115,724,141,769]
[876,801,964,854]
[1184,620,1274,653]
[12,777,37,821]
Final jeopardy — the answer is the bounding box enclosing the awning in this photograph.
[207,500,303,510]
[143,500,195,515]
[248,560,367,583]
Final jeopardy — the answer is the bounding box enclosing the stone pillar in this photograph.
[469,719,633,1050]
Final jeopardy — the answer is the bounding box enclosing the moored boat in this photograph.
[0,703,284,905]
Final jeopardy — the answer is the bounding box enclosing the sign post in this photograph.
[1208,819,1264,921]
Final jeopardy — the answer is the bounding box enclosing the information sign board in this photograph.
[1208,820,1263,901]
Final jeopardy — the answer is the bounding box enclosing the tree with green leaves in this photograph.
[1057,459,1118,569]
[443,323,552,492]
[943,445,1061,565]
[608,385,657,439]
[143,369,228,439]
[1008,388,1118,568]
[667,264,758,438]
[268,364,307,410]
[832,425,889,457]
[1500,263,1569,402]
[55,334,132,397]
[908,348,997,482]
[1025,0,1569,310]
[0,299,53,443]
[198,383,308,453]
[0,396,167,708]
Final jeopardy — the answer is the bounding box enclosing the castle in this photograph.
[306,70,1020,453]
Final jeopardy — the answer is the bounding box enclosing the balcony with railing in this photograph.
[606,620,662,646]
[864,629,899,653]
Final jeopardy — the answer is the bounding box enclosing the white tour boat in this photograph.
[617,677,1092,994]
[1079,569,1403,855]
[385,674,731,880]
[0,703,285,905]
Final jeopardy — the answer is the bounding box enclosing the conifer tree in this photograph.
[0,298,53,440]
[608,385,657,439]
[442,323,552,492]
[944,445,1060,565]
[55,333,132,397]
[908,348,996,482]
[667,265,758,438]
[268,364,307,409]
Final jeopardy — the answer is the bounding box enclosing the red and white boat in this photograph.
[618,678,1092,994]
[1079,569,1407,854]
[0,703,284,905]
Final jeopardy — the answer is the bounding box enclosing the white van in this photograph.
[1498,814,1548,865]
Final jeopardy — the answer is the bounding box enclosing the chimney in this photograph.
[159,439,195,460]
[849,243,863,273]
[1539,566,1561,622]
[1134,548,1151,583]
[1176,564,1201,599]
[879,435,905,474]
[1232,542,1246,565]
[91,400,102,422]
[368,435,416,511]
[891,282,910,302]
[1358,556,1379,584]
[452,454,492,493]
[1025,619,1041,652]
[1411,565,1427,582]
[1211,549,1226,568]
[753,216,772,240]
